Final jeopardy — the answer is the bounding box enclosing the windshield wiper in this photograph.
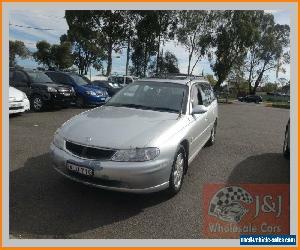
[150,107,178,113]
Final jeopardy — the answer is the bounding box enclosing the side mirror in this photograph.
[191,105,208,115]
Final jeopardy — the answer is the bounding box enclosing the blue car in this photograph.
[45,71,109,107]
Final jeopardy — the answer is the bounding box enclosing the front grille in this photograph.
[9,106,23,110]
[65,141,116,160]
[57,87,74,95]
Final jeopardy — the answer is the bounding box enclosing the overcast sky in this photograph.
[9,9,291,82]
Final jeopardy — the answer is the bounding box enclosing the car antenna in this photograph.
[177,91,185,119]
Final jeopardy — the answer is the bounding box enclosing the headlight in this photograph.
[47,86,57,93]
[22,92,28,100]
[53,132,65,150]
[85,90,97,96]
[111,147,160,162]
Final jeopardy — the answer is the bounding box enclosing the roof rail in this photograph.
[150,73,206,81]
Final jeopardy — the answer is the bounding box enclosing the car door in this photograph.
[12,71,31,96]
[199,83,216,129]
[188,83,211,157]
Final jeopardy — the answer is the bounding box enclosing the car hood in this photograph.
[82,84,106,91]
[60,105,182,149]
[9,86,26,101]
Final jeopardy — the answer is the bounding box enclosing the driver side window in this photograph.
[191,84,203,107]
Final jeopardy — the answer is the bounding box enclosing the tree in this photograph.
[33,40,51,68]
[65,10,106,75]
[130,11,159,77]
[150,50,180,75]
[90,10,127,76]
[33,40,73,70]
[176,10,213,76]
[154,11,177,74]
[210,11,259,89]
[243,11,290,94]
[206,74,217,86]
[9,40,30,67]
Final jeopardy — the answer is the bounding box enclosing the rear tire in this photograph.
[206,121,217,146]
[167,146,186,196]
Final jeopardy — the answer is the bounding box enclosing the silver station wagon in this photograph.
[50,77,218,195]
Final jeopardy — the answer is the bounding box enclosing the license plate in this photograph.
[66,162,94,176]
[100,98,105,101]
[63,93,71,96]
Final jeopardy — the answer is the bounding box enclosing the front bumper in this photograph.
[50,143,172,193]
[83,95,109,105]
[47,93,76,106]
[9,98,30,114]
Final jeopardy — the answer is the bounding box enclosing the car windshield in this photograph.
[110,76,124,85]
[106,81,187,113]
[28,72,53,83]
[70,74,90,86]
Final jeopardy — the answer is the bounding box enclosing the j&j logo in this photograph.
[208,186,253,222]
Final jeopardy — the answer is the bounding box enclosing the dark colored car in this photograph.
[92,80,121,97]
[283,119,290,159]
[238,95,262,103]
[9,68,76,111]
[45,71,109,107]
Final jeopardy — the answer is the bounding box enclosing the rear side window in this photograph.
[13,71,29,87]
[199,83,213,107]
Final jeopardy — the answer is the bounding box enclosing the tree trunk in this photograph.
[125,37,130,76]
[156,33,161,75]
[106,43,113,77]
[252,62,267,94]
[187,53,192,76]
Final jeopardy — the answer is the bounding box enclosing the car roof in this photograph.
[137,78,209,86]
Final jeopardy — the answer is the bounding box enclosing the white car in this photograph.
[9,86,30,114]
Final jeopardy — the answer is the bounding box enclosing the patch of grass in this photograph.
[265,102,290,109]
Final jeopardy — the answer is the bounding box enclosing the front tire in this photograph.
[76,96,85,108]
[168,146,186,196]
[32,95,45,112]
[283,129,290,159]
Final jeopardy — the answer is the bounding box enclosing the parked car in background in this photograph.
[46,71,109,108]
[50,77,218,195]
[9,86,30,115]
[238,95,262,103]
[108,75,137,87]
[9,68,76,112]
[283,119,290,159]
[92,80,121,97]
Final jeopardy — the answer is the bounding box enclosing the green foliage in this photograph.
[130,11,160,77]
[9,40,30,67]
[206,74,217,86]
[65,10,106,75]
[244,11,290,94]
[211,11,259,88]
[90,10,128,76]
[33,40,73,70]
[261,82,278,93]
[176,10,213,75]
[150,51,180,75]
